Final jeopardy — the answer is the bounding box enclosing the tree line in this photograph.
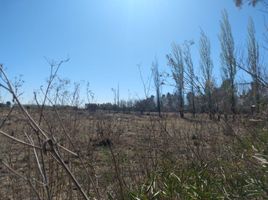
[86,9,267,119]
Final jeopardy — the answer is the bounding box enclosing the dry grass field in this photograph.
[1,1,267,199]
[0,106,267,199]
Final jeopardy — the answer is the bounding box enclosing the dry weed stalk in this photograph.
[0,65,93,200]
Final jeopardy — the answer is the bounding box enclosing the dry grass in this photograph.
[0,64,266,199]
[0,106,257,199]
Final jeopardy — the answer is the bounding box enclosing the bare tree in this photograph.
[199,30,214,119]
[183,41,196,117]
[167,43,185,118]
[138,63,152,99]
[86,82,94,104]
[219,10,237,115]
[111,85,120,111]
[152,58,162,117]
[111,88,117,106]
[234,0,263,7]
[117,83,120,107]
[247,17,261,112]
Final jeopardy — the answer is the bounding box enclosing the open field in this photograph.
[0,1,267,200]
[0,107,267,199]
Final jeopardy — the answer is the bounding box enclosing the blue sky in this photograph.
[0,0,266,104]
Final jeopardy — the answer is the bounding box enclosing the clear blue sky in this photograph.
[0,0,266,104]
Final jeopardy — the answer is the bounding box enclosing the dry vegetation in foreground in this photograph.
[1,2,268,199]
[0,105,268,199]
[0,55,267,199]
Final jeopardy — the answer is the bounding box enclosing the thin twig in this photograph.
[50,141,90,200]
[24,132,47,185]
[0,130,42,150]
[2,161,46,186]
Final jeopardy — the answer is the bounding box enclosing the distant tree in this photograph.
[134,95,155,114]
[6,101,11,108]
[183,41,196,117]
[138,63,152,99]
[219,10,237,115]
[247,17,261,112]
[234,0,262,7]
[111,88,117,106]
[161,92,177,112]
[85,103,98,112]
[199,30,214,119]
[152,58,162,117]
[167,43,185,118]
[99,103,114,111]
[111,85,120,110]
[166,92,173,111]
[186,91,195,113]
[213,80,230,117]
[86,82,95,104]
[234,1,268,90]
[117,84,120,107]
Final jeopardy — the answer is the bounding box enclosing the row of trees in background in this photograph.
[13,3,264,118]
[235,0,262,7]
[146,9,267,118]
[86,9,268,118]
